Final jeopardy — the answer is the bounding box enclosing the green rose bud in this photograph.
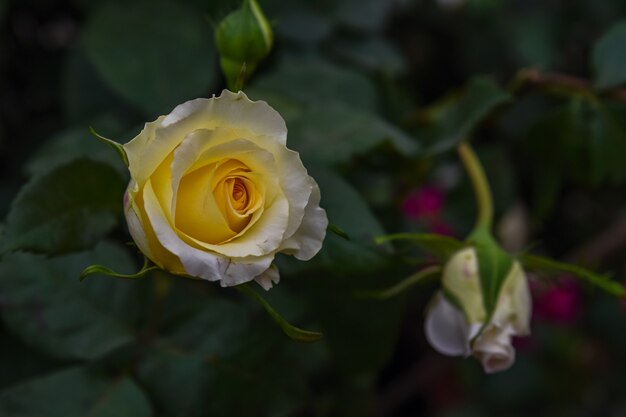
[215,0,273,91]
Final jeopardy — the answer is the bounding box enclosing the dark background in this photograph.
[2,0,626,416]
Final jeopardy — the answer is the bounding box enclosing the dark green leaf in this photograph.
[1,159,125,255]
[288,103,419,165]
[83,0,216,115]
[520,253,626,297]
[251,58,378,112]
[236,284,323,342]
[137,293,317,417]
[274,9,332,44]
[592,20,626,90]
[334,0,391,32]
[426,77,512,154]
[330,37,405,75]
[374,232,466,261]
[62,50,130,124]
[311,168,393,274]
[25,117,127,177]
[0,242,143,360]
[0,367,152,417]
[301,266,405,375]
[587,100,626,184]
[526,98,626,186]
[0,335,58,391]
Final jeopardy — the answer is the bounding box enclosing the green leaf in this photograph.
[470,229,514,316]
[287,102,419,165]
[330,37,405,75]
[236,283,323,342]
[62,50,130,124]
[308,168,393,274]
[137,291,318,417]
[0,334,57,391]
[374,233,466,261]
[0,367,152,417]
[274,9,332,44]
[300,264,405,375]
[0,242,144,360]
[426,77,512,154]
[525,98,626,186]
[520,253,626,297]
[587,100,626,184]
[83,0,215,115]
[1,159,125,255]
[80,257,158,282]
[25,117,128,177]
[251,58,378,112]
[334,0,392,32]
[355,265,442,300]
[592,20,626,90]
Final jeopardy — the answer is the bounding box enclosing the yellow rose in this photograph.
[122,90,328,290]
[424,247,531,373]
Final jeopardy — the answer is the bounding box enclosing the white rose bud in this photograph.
[424,247,532,373]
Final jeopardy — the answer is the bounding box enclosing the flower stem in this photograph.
[457,141,493,232]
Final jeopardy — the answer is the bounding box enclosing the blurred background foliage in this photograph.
[2,0,626,416]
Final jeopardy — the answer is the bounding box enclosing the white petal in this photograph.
[220,255,274,287]
[272,146,313,244]
[279,181,328,260]
[424,292,472,357]
[123,90,287,186]
[254,264,280,291]
[163,90,287,145]
[442,247,486,324]
[491,261,532,335]
[472,324,516,373]
[124,182,154,262]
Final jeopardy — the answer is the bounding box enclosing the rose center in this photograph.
[226,176,251,213]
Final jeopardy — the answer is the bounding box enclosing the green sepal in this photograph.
[374,233,465,261]
[354,265,442,300]
[468,227,514,317]
[520,253,626,297]
[327,223,350,241]
[236,283,323,342]
[89,126,129,167]
[80,257,158,282]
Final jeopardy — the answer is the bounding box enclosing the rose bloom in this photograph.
[424,247,532,373]
[123,90,328,290]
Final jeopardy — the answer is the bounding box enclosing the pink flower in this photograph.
[402,186,456,236]
[532,278,580,325]
[402,186,444,219]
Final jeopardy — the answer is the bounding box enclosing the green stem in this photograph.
[457,141,494,232]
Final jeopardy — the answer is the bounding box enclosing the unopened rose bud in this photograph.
[215,0,273,90]
[425,247,531,373]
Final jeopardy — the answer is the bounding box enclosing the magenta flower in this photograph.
[532,278,581,325]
